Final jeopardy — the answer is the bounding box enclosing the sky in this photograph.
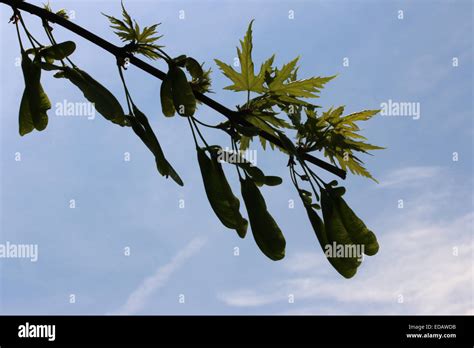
[0,0,472,315]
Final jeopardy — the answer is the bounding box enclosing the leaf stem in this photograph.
[191,118,210,148]
[191,116,220,129]
[14,20,24,52]
[18,13,41,49]
[312,124,332,151]
[42,20,66,66]
[187,117,199,149]
[117,64,133,115]
[305,163,327,189]
[289,164,299,189]
[138,45,168,61]
[298,160,321,200]
[156,47,172,61]
[232,138,243,180]
[42,19,76,67]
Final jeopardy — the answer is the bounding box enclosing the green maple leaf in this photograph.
[263,56,335,98]
[103,1,163,59]
[269,72,336,98]
[268,57,300,87]
[214,20,273,93]
[315,108,383,181]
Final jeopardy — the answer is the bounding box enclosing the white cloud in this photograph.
[113,237,207,315]
[218,167,473,314]
[217,289,282,307]
[219,212,472,314]
[282,252,326,273]
[377,166,441,188]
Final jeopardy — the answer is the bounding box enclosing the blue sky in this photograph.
[0,0,472,314]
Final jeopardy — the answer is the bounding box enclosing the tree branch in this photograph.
[1,0,346,179]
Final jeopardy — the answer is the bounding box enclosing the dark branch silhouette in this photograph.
[1,0,346,179]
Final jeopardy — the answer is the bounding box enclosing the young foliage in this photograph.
[214,20,268,93]
[215,21,337,153]
[294,106,384,181]
[103,1,163,59]
[190,66,212,95]
[8,2,384,277]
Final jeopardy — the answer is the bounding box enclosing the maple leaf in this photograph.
[214,21,273,93]
[294,107,383,181]
[103,1,163,60]
[269,72,336,98]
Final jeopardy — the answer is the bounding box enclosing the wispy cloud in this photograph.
[377,166,441,188]
[219,212,472,314]
[217,289,282,308]
[114,237,207,315]
[218,170,473,314]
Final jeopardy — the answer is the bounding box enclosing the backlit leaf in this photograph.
[103,2,163,59]
[214,21,272,93]
[269,75,336,98]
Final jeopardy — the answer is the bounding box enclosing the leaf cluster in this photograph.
[215,21,336,151]
[12,3,384,277]
[103,1,164,59]
[293,107,384,181]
